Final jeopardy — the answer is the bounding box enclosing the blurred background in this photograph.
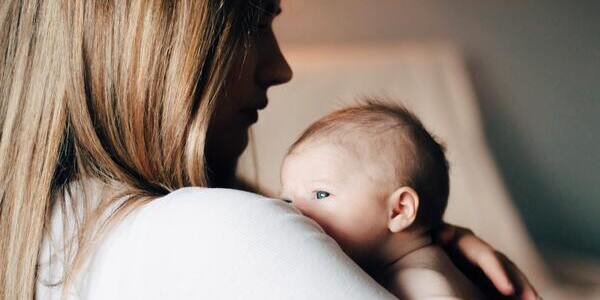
[239,1,599,298]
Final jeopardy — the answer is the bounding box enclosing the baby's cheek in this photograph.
[310,209,352,240]
[291,198,318,218]
[293,201,332,228]
[321,220,366,258]
[328,208,381,248]
[290,196,310,212]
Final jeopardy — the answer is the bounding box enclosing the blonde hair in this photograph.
[0,0,269,298]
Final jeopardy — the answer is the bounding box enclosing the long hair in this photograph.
[0,0,268,297]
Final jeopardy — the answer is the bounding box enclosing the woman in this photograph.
[0,0,538,299]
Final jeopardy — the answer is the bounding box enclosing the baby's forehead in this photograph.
[285,141,355,168]
[286,134,403,180]
[304,126,407,159]
[281,142,353,188]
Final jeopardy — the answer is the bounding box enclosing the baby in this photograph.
[280,100,483,299]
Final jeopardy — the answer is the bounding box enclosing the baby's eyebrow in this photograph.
[308,178,335,186]
[309,165,345,183]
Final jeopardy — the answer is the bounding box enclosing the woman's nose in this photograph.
[256,34,293,88]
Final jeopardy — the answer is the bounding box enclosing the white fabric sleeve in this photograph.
[78,187,397,300]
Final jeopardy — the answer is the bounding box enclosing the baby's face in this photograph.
[280,143,389,263]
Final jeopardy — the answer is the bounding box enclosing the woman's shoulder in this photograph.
[80,188,313,297]
[133,187,302,231]
[146,186,291,214]
[104,187,309,253]
[77,187,393,299]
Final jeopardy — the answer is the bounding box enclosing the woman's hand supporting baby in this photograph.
[434,223,541,300]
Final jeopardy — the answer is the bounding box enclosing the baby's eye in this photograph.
[315,191,331,200]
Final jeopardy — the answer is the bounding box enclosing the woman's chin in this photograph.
[222,127,250,164]
[205,123,252,186]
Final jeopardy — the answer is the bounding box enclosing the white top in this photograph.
[36,186,396,299]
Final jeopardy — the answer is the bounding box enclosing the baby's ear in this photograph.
[387,186,419,233]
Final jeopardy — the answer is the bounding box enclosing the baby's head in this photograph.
[280,100,449,266]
